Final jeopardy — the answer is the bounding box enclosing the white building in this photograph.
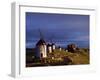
[58,46,62,51]
[35,39,47,58]
[52,43,56,51]
[47,44,52,53]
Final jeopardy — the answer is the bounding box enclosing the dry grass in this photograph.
[49,48,89,65]
[26,48,89,67]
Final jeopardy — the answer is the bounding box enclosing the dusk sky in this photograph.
[26,12,89,48]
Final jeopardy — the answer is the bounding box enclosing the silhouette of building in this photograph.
[67,44,77,53]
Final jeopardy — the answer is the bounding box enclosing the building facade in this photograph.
[35,39,47,58]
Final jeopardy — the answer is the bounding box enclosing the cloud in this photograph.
[73,35,89,41]
[26,12,89,48]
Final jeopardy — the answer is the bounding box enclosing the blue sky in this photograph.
[26,12,89,48]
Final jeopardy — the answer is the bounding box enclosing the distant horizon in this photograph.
[26,40,89,48]
[26,12,89,49]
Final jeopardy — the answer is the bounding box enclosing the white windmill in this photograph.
[47,35,56,53]
[35,29,47,58]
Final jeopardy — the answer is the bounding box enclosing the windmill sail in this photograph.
[38,29,44,40]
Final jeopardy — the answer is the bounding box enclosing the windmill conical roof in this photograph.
[36,39,46,46]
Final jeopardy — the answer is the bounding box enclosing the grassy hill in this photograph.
[47,48,89,65]
[26,48,89,67]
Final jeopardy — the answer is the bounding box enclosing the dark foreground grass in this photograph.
[26,48,89,67]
